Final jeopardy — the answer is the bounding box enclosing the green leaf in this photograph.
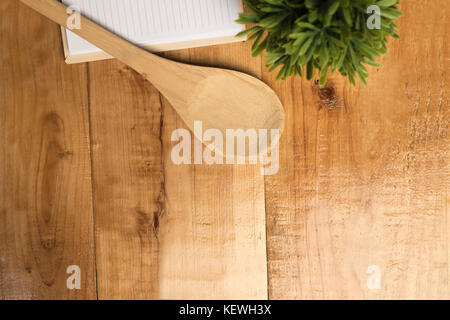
[299,38,313,56]
[295,21,319,30]
[380,8,403,20]
[306,61,314,80]
[235,26,261,38]
[235,13,259,24]
[252,37,268,57]
[259,12,291,29]
[324,1,340,26]
[377,0,398,7]
[319,65,328,86]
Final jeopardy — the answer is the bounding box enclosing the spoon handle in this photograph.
[20,0,169,76]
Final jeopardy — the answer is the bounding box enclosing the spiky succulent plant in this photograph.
[236,0,402,85]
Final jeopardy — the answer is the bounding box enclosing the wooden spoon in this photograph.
[20,0,285,152]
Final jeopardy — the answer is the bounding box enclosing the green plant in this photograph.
[236,0,402,86]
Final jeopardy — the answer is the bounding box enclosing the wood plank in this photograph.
[88,59,163,299]
[158,44,267,299]
[89,40,267,299]
[0,0,96,299]
[264,0,449,299]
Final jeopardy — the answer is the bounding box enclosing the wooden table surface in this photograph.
[0,0,448,299]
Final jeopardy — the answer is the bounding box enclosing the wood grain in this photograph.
[88,59,163,299]
[264,0,449,299]
[0,0,96,299]
[157,44,267,299]
[89,41,267,299]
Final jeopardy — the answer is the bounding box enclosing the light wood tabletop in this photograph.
[0,0,448,299]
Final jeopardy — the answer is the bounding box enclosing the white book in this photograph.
[61,0,244,64]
